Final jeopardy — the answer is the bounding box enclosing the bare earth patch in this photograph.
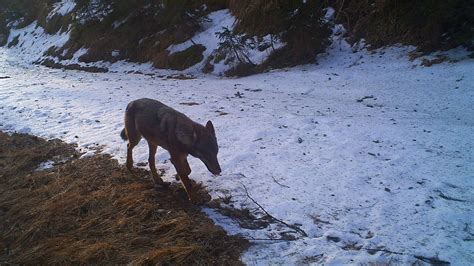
[0,131,248,264]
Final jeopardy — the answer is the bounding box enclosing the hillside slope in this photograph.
[1,0,472,76]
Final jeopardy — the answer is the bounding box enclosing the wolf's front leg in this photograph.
[170,153,197,203]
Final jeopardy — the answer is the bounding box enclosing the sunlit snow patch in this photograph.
[48,0,76,18]
[6,22,70,63]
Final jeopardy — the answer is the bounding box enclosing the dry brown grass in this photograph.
[0,131,248,264]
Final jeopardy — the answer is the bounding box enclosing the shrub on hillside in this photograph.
[153,44,206,70]
[221,0,331,75]
[332,0,474,52]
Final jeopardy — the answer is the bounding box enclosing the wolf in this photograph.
[120,98,221,203]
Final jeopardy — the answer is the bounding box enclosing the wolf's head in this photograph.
[191,121,221,175]
[176,119,221,175]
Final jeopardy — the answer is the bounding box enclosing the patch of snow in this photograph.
[112,16,129,29]
[48,0,76,18]
[57,47,88,65]
[36,160,55,171]
[7,18,25,29]
[246,34,285,65]
[324,7,335,21]
[17,127,31,134]
[111,50,120,57]
[6,22,70,63]
[166,9,235,73]
[73,47,88,60]
[80,150,96,158]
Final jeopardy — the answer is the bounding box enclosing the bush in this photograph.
[216,27,256,65]
[262,1,331,68]
[153,44,206,70]
[168,44,207,70]
[225,0,331,73]
[0,34,7,46]
[224,62,257,77]
[332,0,474,51]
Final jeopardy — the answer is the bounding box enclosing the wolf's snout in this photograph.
[207,162,221,176]
[210,165,221,176]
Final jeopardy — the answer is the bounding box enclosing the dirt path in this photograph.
[0,131,248,264]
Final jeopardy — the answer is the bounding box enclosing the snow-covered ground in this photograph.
[1,13,474,266]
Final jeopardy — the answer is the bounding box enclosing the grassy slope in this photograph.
[0,131,248,264]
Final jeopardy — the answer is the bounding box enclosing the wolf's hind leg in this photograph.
[124,111,141,170]
[126,140,139,171]
[125,130,141,171]
[147,142,168,187]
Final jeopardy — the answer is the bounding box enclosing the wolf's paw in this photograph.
[153,181,171,189]
[189,191,211,205]
[151,174,170,188]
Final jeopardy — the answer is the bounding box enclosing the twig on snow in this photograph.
[241,184,307,237]
[361,247,450,265]
[438,191,466,202]
[246,236,292,242]
[414,255,450,265]
[362,247,406,255]
[271,175,290,188]
[349,200,379,210]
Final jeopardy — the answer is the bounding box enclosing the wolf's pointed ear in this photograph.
[176,118,196,147]
[206,120,215,135]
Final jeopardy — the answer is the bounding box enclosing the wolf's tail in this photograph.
[120,128,128,140]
